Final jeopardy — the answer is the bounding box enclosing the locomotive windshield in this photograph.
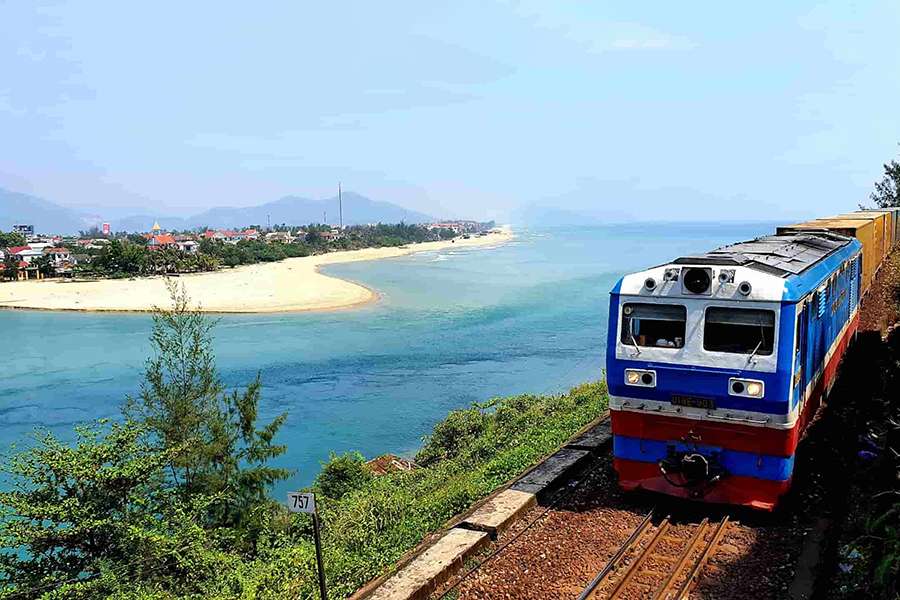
[703,307,775,355]
[621,303,686,348]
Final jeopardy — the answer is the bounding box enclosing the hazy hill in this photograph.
[186,192,432,229]
[2,189,434,234]
[0,188,92,234]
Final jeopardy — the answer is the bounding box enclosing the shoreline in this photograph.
[0,227,513,314]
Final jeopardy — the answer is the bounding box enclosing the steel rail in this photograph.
[607,517,671,599]
[651,518,710,600]
[575,510,655,600]
[672,516,730,599]
[580,514,730,600]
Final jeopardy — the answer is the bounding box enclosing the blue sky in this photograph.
[1,1,899,221]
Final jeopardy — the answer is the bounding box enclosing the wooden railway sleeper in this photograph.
[608,517,672,599]
[672,516,730,600]
[651,518,710,600]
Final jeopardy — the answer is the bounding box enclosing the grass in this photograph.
[202,381,608,599]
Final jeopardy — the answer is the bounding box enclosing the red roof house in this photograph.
[147,234,178,249]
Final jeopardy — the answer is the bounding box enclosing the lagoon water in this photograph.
[0,224,772,496]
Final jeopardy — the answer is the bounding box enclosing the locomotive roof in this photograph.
[671,231,852,277]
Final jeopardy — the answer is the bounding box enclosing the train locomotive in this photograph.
[606,208,899,510]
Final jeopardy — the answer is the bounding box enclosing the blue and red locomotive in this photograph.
[606,229,864,510]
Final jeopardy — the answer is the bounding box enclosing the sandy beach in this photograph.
[0,228,512,313]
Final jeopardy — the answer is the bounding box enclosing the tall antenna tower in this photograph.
[339,182,343,229]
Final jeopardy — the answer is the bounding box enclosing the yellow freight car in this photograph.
[835,211,891,261]
[851,209,899,250]
[777,218,877,294]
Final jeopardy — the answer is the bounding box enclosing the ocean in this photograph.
[0,223,773,496]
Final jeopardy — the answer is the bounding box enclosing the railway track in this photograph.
[578,512,731,600]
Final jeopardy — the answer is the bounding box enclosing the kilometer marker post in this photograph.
[288,491,327,600]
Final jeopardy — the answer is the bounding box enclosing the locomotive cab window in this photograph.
[621,303,686,348]
[704,307,775,355]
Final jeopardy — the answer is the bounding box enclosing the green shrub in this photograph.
[415,407,488,466]
[315,452,374,500]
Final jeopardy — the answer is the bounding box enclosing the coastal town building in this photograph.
[203,229,239,243]
[23,240,53,252]
[43,247,72,265]
[202,228,262,244]
[0,227,88,282]
[43,247,77,275]
[7,246,43,264]
[76,238,109,249]
[1,243,78,280]
[13,224,34,238]
[146,233,178,250]
[426,220,488,234]
[14,262,41,281]
[265,231,295,243]
[173,235,199,253]
[144,227,201,252]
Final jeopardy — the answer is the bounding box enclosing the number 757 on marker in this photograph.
[287,492,316,514]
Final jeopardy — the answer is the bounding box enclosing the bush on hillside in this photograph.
[0,421,225,599]
[316,451,374,500]
[415,406,488,466]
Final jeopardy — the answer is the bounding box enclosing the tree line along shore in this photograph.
[1,221,495,281]
[0,223,511,313]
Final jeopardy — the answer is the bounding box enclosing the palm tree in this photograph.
[32,255,55,278]
[2,254,19,281]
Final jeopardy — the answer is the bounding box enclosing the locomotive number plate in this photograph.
[671,394,716,410]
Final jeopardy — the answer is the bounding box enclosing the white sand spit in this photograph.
[0,228,513,313]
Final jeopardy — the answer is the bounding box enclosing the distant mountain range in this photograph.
[0,188,92,234]
[0,188,434,234]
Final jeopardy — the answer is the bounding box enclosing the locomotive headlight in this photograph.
[625,369,656,387]
[729,377,764,398]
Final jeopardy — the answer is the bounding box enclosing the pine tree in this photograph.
[124,280,291,535]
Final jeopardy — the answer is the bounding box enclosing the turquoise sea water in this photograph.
[0,224,773,496]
